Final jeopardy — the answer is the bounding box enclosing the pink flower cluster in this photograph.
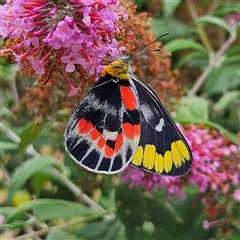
[121,166,185,198]
[0,0,127,76]
[233,189,240,202]
[121,124,239,199]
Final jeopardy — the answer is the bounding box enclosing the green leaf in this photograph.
[32,173,51,197]
[223,55,240,65]
[0,106,16,118]
[1,207,36,230]
[175,51,208,69]
[47,228,85,240]
[77,218,123,240]
[1,206,18,218]
[163,0,181,19]
[225,46,240,57]
[7,199,96,222]
[173,97,238,144]
[165,39,208,55]
[175,96,210,120]
[116,184,216,240]
[151,19,189,40]
[205,64,240,96]
[174,188,217,239]
[34,200,96,221]
[7,156,61,205]
[116,184,150,240]
[19,122,44,158]
[0,64,12,82]
[99,188,116,210]
[214,3,240,16]
[0,141,18,151]
[1,216,36,230]
[115,184,182,240]
[215,91,240,111]
[194,15,232,33]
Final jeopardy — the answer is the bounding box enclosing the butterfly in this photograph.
[64,34,192,176]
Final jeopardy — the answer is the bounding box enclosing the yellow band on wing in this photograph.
[143,144,156,170]
[132,140,190,174]
[132,146,143,166]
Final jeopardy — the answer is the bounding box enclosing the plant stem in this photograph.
[0,121,40,157]
[188,34,236,97]
[10,228,49,240]
[185,0,214,52]
[11,210,116,240]
[51,168,106,213]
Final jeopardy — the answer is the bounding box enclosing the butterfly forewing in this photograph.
[64,76,141,174]
[130,74,192,176]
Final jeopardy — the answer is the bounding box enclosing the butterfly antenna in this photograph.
[101,42,122,66]
[129,32,169,60]
[111,42,123,59]
[130,48,161,58]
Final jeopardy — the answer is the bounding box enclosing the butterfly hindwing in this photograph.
[64,76,141,174]
[130,74,193,176]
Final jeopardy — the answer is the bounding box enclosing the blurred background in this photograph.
[1,0,240,239]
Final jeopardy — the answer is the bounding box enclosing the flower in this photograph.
[0,215,5,224]
[203,220,211,230]
[203,220,222,230]
[225,13,240,30]
[121,166,185,197]
[0,0,127,93]
[233,189,240,202]
[121,124,239,197]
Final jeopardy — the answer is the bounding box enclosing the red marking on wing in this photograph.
[134,124,141,137]
[122,122,134,140]
[77,116,138,158]
[89,128,101,140]
[114,133,123,153]
[120,86,138,111]
[105,145,114,157]
[78,118,87,133]
[79,120,94,134]
[97,137,106,149]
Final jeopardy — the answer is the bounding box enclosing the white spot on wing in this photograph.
[102,129,118,140]
[155,118,164,132]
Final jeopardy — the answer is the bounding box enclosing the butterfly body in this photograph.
[65,56,192,176]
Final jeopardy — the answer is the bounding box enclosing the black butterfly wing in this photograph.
[130,74,193,176]
[64,77,140,174]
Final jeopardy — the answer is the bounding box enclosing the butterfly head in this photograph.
[101,55,131,82]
